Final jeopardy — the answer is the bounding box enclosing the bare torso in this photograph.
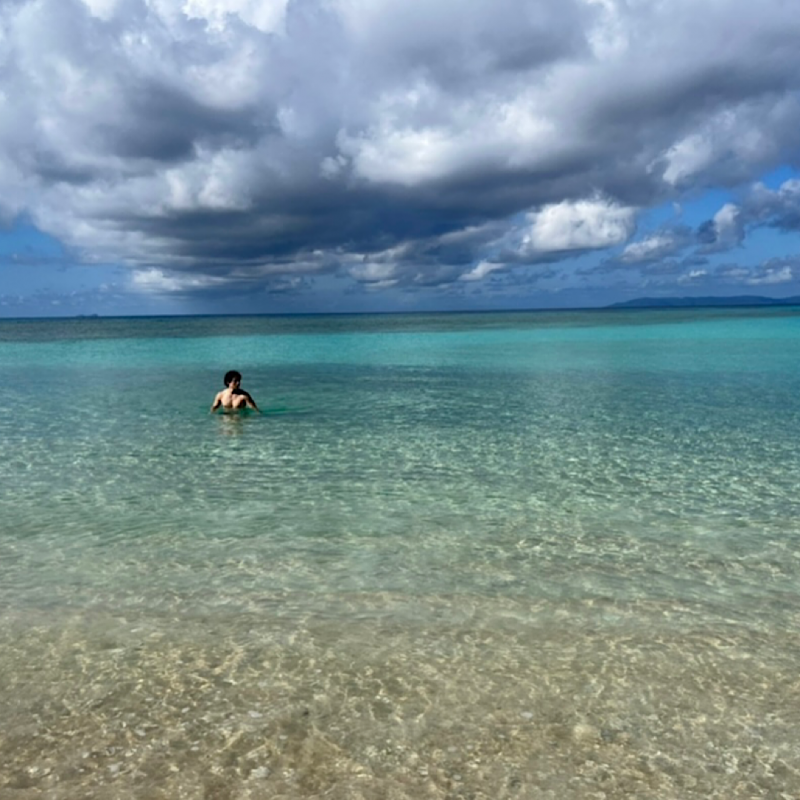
[213,388,251,412]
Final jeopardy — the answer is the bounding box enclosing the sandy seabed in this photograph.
[2,593,799,800]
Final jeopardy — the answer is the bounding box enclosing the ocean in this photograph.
[1,307,799,799]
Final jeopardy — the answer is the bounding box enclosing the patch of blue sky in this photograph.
[757,165,799,190]
[0,220,117,296]
[739,225,800,267]
[0,218,64,256]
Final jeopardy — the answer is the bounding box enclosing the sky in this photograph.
[1,0,800,317]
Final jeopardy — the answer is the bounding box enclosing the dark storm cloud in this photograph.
[1,0,800,301]
[98,79,264,162]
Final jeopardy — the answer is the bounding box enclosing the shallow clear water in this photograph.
[1,308,800,799]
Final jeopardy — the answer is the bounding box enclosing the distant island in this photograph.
[608,295,800,309]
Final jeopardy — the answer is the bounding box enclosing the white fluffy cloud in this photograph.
[1,0,800,302]
[180,0,290,33]
[521,197,636,254]
[337,85,559,186]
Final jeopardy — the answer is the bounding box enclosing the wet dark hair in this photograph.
[224,370,242,386]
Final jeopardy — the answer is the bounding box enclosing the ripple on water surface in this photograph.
[1,310,800,798]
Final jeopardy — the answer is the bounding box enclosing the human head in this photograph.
[224,370,242,387]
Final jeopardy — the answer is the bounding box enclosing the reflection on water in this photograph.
[218,412,247,436]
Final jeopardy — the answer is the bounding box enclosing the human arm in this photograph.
[210,392,222,413]
[242,391,261,412]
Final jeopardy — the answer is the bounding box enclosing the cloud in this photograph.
[677,268,708,285]
[459,260,505,282]
[336,86,561,187]
[129,268,230,294]
[341,223,504,290]
[181,0,291,34]
[1,0,800,301]
[617,227,693,265]
[659,98,799,188]
[742,258,796,286]
[697,203,745,253]
[515,196,636,259]
[694,178,800,257]
[709,257,797,288]
[344,259,399,288]
[746,178,800,232]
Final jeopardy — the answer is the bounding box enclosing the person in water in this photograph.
[210,370,261,413]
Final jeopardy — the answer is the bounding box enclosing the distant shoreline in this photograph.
[606,295,800,309]
[1,297,799,322]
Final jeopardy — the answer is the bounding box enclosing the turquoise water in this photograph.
[1,308,799,799]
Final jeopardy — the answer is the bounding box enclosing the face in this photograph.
[228,376,241,388]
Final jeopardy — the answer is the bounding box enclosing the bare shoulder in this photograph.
[240,389,260,410]
[210,390,225,411]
